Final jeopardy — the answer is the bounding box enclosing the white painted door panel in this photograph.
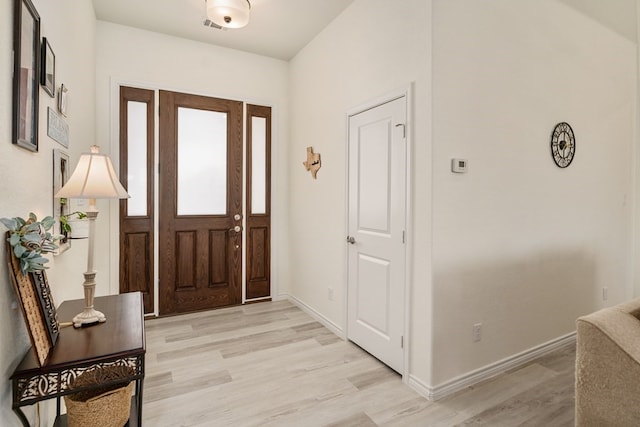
[347,96,406,373]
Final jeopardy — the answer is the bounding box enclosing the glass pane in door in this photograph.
[177,107,227,216]
[126,101,148,216]
[251,116,267,214]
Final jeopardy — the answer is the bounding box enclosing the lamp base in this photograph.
[73,266,106,328]
[73,307,106,328]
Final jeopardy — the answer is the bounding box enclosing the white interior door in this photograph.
[347,96,407,373]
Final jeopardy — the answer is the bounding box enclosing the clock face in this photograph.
[550,122,575,168]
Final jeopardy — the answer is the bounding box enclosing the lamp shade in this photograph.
[55,146,129,199]
[207,0,251,29]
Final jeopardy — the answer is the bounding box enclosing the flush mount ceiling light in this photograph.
[206,0,251,29]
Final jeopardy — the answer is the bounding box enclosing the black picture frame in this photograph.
[41,37,55,98]
[31,270,60,347]
[12,0,40,153]
[53,149,71,252]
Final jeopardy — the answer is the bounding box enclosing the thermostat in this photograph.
[451,158,468,173]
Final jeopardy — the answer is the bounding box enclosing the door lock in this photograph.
[230,225,242,233]
[234,214,242,221]
[346,236,356,244]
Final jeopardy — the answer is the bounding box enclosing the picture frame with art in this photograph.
[12,0,41,153]
[41,37,55,98]
[53,149,71,253]
[58,84,68,117]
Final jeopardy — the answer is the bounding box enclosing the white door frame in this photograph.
[344,83,413,381]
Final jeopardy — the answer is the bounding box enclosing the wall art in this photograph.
[47,107,69,148]
[41,37,55,98]
[12,0,41,152]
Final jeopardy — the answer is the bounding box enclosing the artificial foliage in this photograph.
[1,213,59,274]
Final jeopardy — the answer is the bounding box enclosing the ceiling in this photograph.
[92,0,355,61]
[92,0,637,61]
[558,0,637,43]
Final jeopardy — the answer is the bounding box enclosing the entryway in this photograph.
[118,86,272,316]
[346,94,408,374]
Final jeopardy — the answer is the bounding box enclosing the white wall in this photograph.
[288,0,433,384]
[0,0,96,424]
[1,1,637,418]
[430,0,636,385]
[288,0,637,394]
[94,22,290,305]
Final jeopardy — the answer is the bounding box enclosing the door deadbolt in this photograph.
[234,214,242,221]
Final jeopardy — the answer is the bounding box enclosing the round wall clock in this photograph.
[550,122,575,168]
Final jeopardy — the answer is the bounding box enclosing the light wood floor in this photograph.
[142,300,575,426]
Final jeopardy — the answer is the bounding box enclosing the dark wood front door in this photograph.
[119,86,155,314]
[158,90,243,315]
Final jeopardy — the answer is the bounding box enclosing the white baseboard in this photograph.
[409,332,576,401]
[279,293,346,339]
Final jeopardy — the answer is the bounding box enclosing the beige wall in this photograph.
[0,0,96,424]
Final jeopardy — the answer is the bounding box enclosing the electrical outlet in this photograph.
[602,287,608,301]
[473,323,482,342]
[328,287,334,301]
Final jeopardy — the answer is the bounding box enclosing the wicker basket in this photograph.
[64,366,134,427]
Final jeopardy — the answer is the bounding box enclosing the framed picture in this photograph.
[58,83,68,117]
[53,149,71,252]
[41,37,55,98]
[6,238,53,366]
[47,107,69,148]
[31,271,59,347]
[12,0,40,153]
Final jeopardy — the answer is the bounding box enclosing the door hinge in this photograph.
[395,123,406,139]
[402,230,406,244]
[401,335,404,349]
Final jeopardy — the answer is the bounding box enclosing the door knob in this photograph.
[230,225,242,233]
[346,236,356,244]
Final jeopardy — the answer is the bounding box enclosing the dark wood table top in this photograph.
[12,292,146,377]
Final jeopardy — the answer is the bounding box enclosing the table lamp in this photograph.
[55,145,129,327]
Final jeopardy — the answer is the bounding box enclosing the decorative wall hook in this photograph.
[303,146,321,179]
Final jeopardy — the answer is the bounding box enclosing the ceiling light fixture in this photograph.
[206,0,251,29]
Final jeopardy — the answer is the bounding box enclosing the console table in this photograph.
[11,292,146,427]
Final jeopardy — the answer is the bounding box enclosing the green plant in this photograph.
[1,213,59,274]
[59,211,87,235]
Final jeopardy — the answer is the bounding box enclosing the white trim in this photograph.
[402,83,414,383]
[281,293,346,339]
[241,102,247,304]
[408,332,576,401]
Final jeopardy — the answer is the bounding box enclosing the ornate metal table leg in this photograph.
[137,377,144,426]
[13,406,30,427]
